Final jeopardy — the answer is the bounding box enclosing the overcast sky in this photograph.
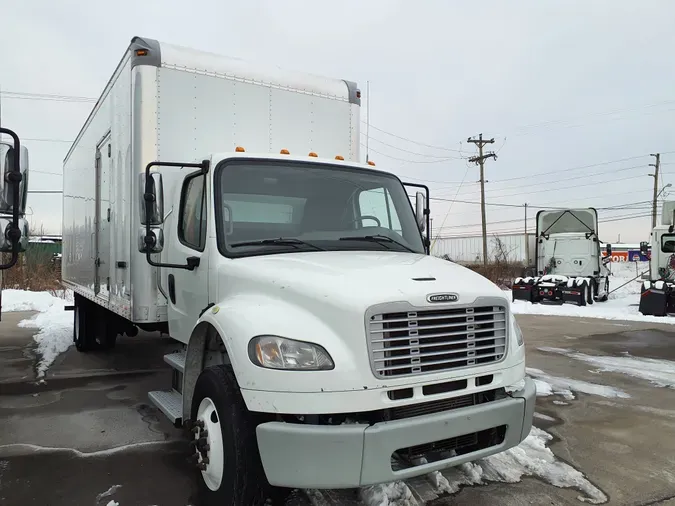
[2,0,674,245]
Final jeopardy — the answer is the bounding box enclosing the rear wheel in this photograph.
[73,295,97,351]
[579,282,588,307]
[190,364,289,506]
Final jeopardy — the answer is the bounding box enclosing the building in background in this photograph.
[432,233,650,264]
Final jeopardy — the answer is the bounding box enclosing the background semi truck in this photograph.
[639,201,675,316]
[62,37,535,505]
[512,208,611,306]
[0,127,30,319]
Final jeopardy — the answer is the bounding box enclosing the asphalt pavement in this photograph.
[1,310,675,505]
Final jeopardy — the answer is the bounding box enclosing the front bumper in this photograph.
[256,376,536,489]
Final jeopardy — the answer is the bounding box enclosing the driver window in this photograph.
[358,188,402,233]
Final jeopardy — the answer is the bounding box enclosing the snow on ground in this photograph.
[2,289,73,378]
[540,347,675,389]
[509,261,675,324]
[357,426,606,505]
[527,367,630,400]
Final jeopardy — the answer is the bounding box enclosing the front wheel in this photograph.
[190,364,288,506]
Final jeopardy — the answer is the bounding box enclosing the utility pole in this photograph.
[524,203,529,266]
[649,153,661,229]
[468,133,497,265]
[365,81,370,163]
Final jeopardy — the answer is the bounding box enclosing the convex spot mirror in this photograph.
[0,142,29,215]
[0,217,28,253]
[138,226,164,254]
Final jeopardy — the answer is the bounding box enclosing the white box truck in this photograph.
[62,37,535,505]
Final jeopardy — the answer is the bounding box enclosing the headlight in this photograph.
[512,315,524,346]
[248,335,334,370]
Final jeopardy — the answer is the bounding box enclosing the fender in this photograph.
[181,308,244,421]
[181,293,364,418]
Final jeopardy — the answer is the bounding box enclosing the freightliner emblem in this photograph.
[427,293,459,303]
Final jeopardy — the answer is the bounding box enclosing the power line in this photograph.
[361,133,467,159]
[360,122,465,153]
[0,90,96,103]
[436,211,653,238]
[360,144,458,164]
[435,162,649,196]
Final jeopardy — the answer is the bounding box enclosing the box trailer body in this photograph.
[512,208,610,306]
[62,37,360,329]
[63,37,534,505]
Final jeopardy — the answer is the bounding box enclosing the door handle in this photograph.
[168,274,176,304]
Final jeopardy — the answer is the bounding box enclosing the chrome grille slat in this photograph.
[373,343,505,363]
[370,317,507,334]
[373,310,504,326]
[370,326,501,344]
[371,334,503,353]
[367,304,508,378]
[376,352,505,372]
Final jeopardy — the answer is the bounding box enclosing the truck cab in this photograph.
[142,150,535,504]
[512,208,610,306]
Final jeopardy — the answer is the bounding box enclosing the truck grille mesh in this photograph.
[368,305,507,378]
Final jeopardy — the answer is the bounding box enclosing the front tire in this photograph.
[190,365,288,506]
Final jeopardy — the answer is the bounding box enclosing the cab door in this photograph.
[165,169,210,343]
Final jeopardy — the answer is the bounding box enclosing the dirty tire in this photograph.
[73,295,96,352]
[587,281,594,305]
[579,283,587,307]
[191,364,289,506]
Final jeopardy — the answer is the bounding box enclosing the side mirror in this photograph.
[605,243,612,256]
[0,217,28,253]
[140,172,164,225]
[0,142,29,215]
[640,241,649,255]
[138,226,164,254]
[415,191,426,232]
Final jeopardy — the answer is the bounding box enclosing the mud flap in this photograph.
[639,282,669,316]
[561,285,585,306]
[512,280,537,302]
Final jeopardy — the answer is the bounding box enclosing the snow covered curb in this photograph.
[2,289,74,378]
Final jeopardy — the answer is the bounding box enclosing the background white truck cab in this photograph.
[63,36,535,505]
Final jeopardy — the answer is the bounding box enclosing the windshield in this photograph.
[214,159,425,257]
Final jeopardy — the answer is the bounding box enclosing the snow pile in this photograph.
[1,289,69,312]
[508,261,675,324]
[3,289,74,378]
[358,426,606,505]
[527,367,630,400]
[540,347,675,389]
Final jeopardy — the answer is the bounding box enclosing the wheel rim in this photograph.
[195,396,224,491]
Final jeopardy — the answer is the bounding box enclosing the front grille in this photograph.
[390,393,475,420]
[402,433,478,460]
[368,305,508,378]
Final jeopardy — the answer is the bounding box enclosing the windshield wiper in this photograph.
[338,234,415,252]
[229,238,324,251]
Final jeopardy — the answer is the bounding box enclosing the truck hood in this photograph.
[220,251,505,309]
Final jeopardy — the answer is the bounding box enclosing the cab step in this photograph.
[148,389,182,427]
[164,349,186,373]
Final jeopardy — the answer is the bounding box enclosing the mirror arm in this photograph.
[0,127,24,270]
[143,159,209,271]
